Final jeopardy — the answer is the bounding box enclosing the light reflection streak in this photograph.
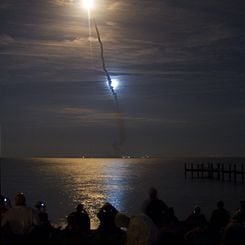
[33,158,132,229]
[36,158,107,228]
[39,158,126,229]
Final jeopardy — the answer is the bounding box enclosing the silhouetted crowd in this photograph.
[1,188,245,245]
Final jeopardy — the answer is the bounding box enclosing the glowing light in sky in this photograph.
[111,79,119,90]
[82,0,94,11]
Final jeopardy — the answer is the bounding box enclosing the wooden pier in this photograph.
[184,162,245,184]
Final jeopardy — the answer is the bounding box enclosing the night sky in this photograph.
[1,0,245,157]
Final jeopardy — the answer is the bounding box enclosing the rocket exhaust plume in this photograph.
[93,19,118,107]
[93,19,125,156]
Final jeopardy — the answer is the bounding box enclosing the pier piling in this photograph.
[184,162,244,184]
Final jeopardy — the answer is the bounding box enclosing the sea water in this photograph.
[1,157,244,228]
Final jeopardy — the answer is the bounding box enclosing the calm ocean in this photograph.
[1,157,244,228]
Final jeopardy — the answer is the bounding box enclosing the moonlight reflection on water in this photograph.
[2,158,245,229]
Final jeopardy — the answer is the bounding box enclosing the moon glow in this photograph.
[82,0,94,11]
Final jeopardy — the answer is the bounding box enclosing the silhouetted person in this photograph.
[59,212,88,245]
[209,201,230,244]
[97,203,118,232]
[184,206,208,245]
[210,201,230,229]
[1,192,40,244]
[92,202,125,245]
[59,204,91,245]
[158,207,184,245]
[185,206,208,230]
[30,201,55,245]
[69,203,90,235]
[142,187,168,227]
[35,201,50,224]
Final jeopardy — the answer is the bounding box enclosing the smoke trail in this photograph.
[93,19,125,155]
[93,19,118,108]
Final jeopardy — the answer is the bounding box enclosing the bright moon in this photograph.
[82,0,94,10]
[111,79,119,89]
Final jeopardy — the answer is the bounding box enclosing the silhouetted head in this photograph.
[149,187,158,199]
[15,192,26,206]
[76,203,84,212]
[99,203,118,215]
[97,202,118,226]
[193,206,201,215]
[217,200,224,209]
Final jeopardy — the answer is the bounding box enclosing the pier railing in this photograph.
[184,162,244,184]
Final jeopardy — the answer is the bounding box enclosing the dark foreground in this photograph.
[1,192,245,245]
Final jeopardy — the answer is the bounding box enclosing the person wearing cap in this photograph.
[1,192,40,242]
